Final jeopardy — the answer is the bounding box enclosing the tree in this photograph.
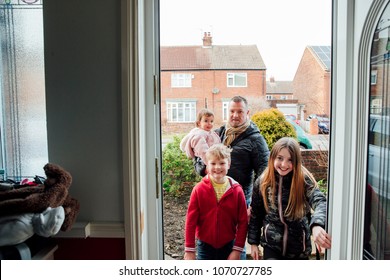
[247,96,270,117]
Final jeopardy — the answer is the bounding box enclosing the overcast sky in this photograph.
[160,0,332,81]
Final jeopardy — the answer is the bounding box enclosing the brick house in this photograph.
[160,32,267,134]
[266,77,305,119]
[266,77,293,101]
[293,46,331,118]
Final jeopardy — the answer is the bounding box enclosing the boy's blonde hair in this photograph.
[205,143,232,163]
[195,108,214,127]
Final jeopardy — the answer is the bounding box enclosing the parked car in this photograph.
[284,114,300,125]
[306,114,330,134]
[286,119,312,149]
[367,114,390,200]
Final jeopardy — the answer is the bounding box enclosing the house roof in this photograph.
[308,45,331,71]
[266,80,293,94]
[160,45,266,71]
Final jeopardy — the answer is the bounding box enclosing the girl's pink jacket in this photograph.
[180,128,221,163]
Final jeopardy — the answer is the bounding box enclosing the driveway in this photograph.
[307,134,329,151]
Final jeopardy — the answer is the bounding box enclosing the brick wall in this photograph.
[301,150,328,182]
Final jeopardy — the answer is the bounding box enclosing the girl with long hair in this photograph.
[248,137,331,260]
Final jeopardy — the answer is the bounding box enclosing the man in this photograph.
[216,96,269,206]
[216,96,269,260]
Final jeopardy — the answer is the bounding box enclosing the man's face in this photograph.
[228,101,249,127]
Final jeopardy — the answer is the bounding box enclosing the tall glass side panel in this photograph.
[0,0,48,180]
[364,2,390,260]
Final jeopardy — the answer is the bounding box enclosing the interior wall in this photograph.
[43,0,124,223]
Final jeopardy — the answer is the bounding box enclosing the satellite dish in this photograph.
[212,88,220,94]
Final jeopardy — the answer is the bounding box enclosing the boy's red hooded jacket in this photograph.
[185,175,248,253]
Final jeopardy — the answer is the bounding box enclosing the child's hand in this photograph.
[250,244,260,260]
[227,250,241,260]
[247,206,251,223]
[184,252,196,260]
[312,225,332,253]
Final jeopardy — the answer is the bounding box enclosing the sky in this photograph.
[159,0,332,81]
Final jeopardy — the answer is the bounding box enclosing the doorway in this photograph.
[159,0,332,260]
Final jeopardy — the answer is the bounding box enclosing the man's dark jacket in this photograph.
[215,121,269,197]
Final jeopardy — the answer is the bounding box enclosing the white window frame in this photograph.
[227,73,247,87]
[171,73,192,88]
[166,101,196,123]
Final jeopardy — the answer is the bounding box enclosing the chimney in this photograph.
[270,76,275,83]
[202,32,212,48]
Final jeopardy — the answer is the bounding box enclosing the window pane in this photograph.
[183,103,189,121]
[227,73,247,87]
[365,2,390,259]
[227,73,233,86]
[235,73,247,86]
[222,102,228,121]
[171,103,177,121]
[177,103,183,121]
[0,2,48,179]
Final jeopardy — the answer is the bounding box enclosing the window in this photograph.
[371,70,377,85]
[365,2,390,259]
[0,0,48,180]
[166,101,196,122]
[370,98,382,114]
[227,73,247,87]
[222,102,229,121]
[171,73,192,88]
[266,95,273,100]
[281,95,287,100]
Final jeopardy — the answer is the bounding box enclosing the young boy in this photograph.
[184,143,248,260]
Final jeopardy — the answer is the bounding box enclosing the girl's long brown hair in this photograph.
[260,137,316,220]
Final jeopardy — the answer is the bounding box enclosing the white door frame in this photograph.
[327,0,388,259]
[122,0,163,260]
[122,0,390,260]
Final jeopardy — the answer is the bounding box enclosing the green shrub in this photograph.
[317,179,328,195]
[162,135,201,195]
[251,108,297,150]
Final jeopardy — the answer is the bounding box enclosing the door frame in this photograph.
[122,0,390,260]
[327,0,388,259]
